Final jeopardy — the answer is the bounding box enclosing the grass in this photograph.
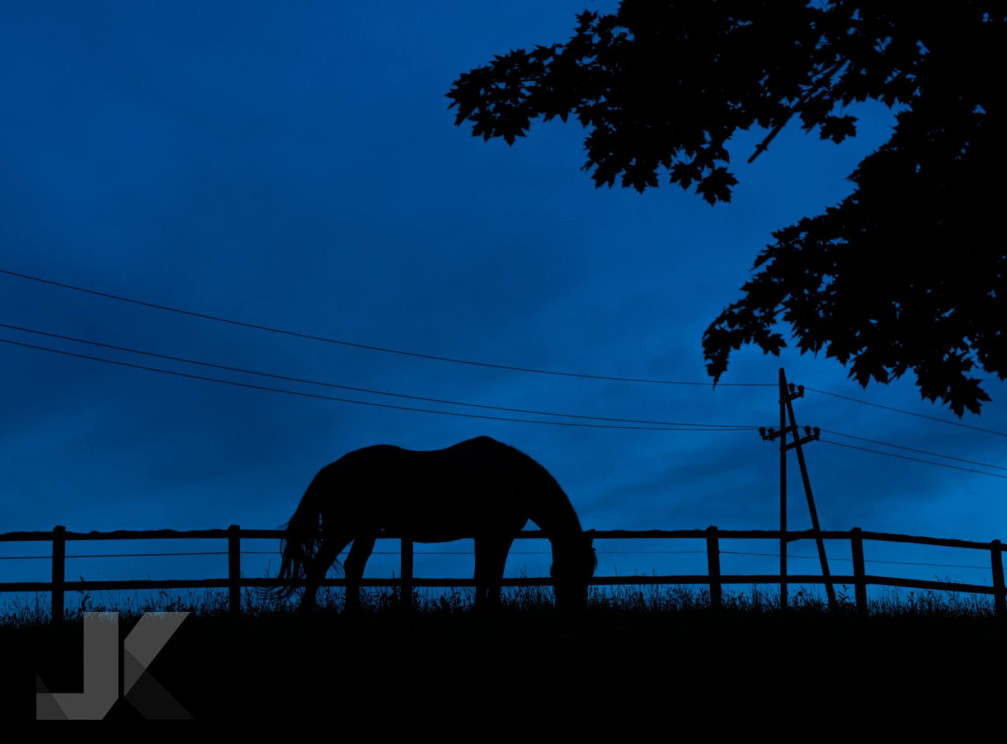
[1,578,999,627]
[4,583,1003,720]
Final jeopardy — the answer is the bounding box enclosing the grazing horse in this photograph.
[273,436,596,611]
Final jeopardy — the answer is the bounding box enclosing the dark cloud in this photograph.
[0,1,1002,604]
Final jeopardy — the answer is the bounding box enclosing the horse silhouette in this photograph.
[274,436,596,611]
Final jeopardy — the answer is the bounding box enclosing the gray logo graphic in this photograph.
[36,611,190,719]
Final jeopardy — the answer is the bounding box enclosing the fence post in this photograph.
[228,525,241,615]
[51,525,65,625]
[851,528,867,615]
[400,538,413,609]
[706,526,722,610]
[779,369,788,612]
[992,540,1005,617]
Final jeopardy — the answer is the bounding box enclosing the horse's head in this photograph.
[551,530,596,610]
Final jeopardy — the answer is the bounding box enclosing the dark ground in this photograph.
[4,602,1004,724]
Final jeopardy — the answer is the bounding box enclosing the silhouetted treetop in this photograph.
[447,1,1006,416]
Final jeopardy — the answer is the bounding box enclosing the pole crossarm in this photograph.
[784,383,805,402]
[759,425,821,449]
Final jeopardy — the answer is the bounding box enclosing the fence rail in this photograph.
[1,525,1004,622]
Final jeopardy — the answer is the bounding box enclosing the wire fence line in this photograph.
[1,525,1003,621]
[0,548,996,571]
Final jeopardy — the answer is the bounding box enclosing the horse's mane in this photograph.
[472,437,584,533]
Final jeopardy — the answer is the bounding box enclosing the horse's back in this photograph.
[321,437,536,539]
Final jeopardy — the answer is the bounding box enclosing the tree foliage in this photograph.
[447,1,1006,415]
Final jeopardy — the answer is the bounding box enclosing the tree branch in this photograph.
[747,58,849,164]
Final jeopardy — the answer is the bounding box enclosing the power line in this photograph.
[0,322,755,430]
[806,386,1007,438]
[0,336,751,432]
[818,438,1007,480]
[8,324,1002,472]
[0,267,774,387]
[820,429,1007,472]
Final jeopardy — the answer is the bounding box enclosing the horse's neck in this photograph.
[548,532,586,567]
[530,495,583,543]
[501,442,582,541]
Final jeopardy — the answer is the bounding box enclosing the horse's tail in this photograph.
[262,467,331,603]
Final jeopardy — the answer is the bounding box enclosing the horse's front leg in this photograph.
[488,537,513,607]
[474,537,513,610]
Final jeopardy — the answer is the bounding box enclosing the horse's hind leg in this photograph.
[343,535,375,613]
[300,537,350,613]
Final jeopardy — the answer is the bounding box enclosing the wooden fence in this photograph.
[1,525,1004,622]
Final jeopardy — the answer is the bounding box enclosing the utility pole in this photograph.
[759,368,837,610]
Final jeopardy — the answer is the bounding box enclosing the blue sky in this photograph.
[1,1,1003,605]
